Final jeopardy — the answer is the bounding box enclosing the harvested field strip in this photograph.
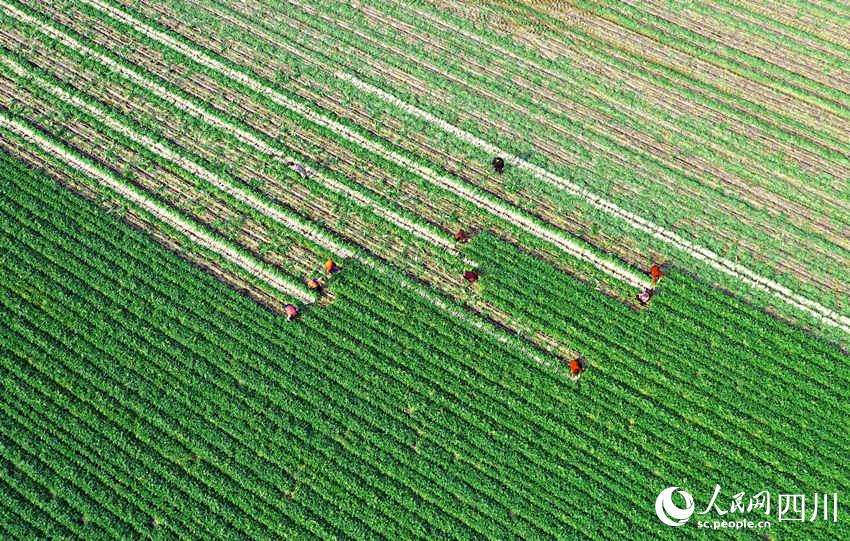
[593,0,850,114]
[57,0,649,290]
[642,0,850,90]
[164,0,850,318]
[514,0,850,141]
[723,0,850,51]
[339,75,850,334]
[132,0,848,320]
[0,52,356,262]
[427,0,850,175]
[0,7,598,362]
[0,112,315,304]
[0,24,462,265]
[4,0,840,334]
[0,6,588,292]
[0,0,653,301]
[284,1,850,259]
[403,0,850,199]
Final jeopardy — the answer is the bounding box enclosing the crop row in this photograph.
[0,155,608,536]
[37,0,648,291]
[96,0,850,338]
[464,234,850,486]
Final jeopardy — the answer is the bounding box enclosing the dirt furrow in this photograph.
[725,0,850,50]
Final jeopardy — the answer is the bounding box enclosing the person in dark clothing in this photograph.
[492,156,505,174]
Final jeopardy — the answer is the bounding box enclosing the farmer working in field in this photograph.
[324,259,340,274]
[286,159,309,179]
[492,156,505,174]
[285,304,298,322]
[569,357,585,381]
[464,270,479,283]
[651,265,663,288]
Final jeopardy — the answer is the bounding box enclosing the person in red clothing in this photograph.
[651,264,663,288]
[569,357,585,381]
[464,270,479,283]
[455,229,468,242]
[284,304,298,322]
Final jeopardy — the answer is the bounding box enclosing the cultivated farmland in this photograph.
[0,0,848,539]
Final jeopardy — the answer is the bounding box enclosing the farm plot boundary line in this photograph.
[0,12,566,377]
[72,0,651,291]
[334,72,850,334]
[0,112,315,304]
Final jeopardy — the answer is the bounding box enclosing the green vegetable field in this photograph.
[1,0,848,538]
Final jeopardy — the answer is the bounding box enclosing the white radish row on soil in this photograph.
[0,113,315,304]
[74,0,652,291]
[333,71,850,335]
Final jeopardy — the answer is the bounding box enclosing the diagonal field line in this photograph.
[333,74,850,334]
[72,0,651,291]
[0,113,315,304]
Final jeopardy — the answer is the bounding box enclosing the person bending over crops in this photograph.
[636,288,654,305]
[285,304,298,321]
[492,156,505,174]
[569,357,585,381]
[324,259,340,274]
[464,270,479,283]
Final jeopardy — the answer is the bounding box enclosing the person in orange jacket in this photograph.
[324,259,340,274]
[569,357,585,381]
[651,265,663,288]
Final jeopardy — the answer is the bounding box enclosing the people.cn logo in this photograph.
[655,487,696,527]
